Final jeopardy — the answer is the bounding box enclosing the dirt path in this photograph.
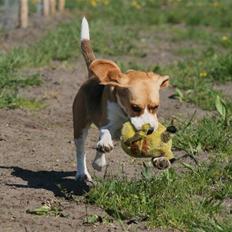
[0,53,210,231]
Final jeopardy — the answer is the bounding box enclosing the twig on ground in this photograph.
[181,110,197,132]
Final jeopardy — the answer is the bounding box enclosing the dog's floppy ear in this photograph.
[90,59,127,86]
[159,75,169,88]
[150,73,169,89]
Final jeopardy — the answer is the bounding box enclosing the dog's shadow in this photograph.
[0,166,91,197]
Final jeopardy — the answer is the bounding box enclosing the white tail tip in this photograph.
[81,17,90,41]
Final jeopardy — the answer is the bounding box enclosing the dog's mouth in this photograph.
[129,121,156,136]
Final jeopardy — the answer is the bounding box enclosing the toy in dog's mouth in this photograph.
[120,121,176,169]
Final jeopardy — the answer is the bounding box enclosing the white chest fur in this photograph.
[105,101,128,138]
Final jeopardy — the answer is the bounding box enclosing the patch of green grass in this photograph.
[29,22,80,64]
[26,200,67,217]
[0,20,81,108]
[67,0,232,29]
[0,70,42,109]
[0,73,42,89]
[174,116,232,155]
[159,50,232,110]
[0,93,44,110]
[9,98,45,110]
[9,22,80,67]
[28,0,38,15]
[91,22,140,56]
[86,159,232,230]
[207,53,232,82]
[173,94,232,159]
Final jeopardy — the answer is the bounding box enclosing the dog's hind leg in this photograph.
[73,95,92,182]
[74,126,92,182]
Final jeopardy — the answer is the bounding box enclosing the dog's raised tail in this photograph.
[81,17,96,73]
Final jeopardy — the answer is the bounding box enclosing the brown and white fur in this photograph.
[73,18,170,182]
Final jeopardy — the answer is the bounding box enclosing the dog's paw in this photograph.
[92,153,106,171]
[152,157,171,170]
[96,136,114,153]
[76,172,93,184]
[75,177,95,189]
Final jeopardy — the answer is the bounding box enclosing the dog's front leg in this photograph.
[93,127,114,171]
[97,128,114,153]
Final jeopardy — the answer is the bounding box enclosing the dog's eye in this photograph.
[131,104,142,113]
[148,105,159,113]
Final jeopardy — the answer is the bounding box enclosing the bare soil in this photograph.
[214,82,232,100]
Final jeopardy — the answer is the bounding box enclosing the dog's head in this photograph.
[90,59,169,132]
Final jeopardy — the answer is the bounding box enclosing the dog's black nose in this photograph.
[147,127,154,135]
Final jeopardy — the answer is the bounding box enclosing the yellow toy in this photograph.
[121,122,176,169]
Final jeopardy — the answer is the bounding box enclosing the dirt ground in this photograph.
[0,21,212,232]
